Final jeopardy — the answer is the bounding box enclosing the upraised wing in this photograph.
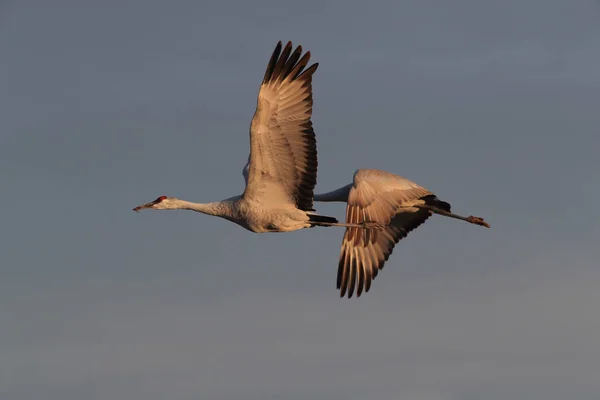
[336,169,447,298]
[243,41,319,211]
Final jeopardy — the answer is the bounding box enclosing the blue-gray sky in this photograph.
[2,1,600,399]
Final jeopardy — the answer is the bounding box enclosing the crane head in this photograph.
[133,196,170,212]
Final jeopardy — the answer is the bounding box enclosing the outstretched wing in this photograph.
[337,169,438,298]
[243,41,319,211]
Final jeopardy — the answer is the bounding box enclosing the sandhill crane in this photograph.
[133,41,378,233]
[313,169,490,298]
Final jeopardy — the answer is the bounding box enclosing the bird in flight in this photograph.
[312,169,490,298]
[133,41,378,233]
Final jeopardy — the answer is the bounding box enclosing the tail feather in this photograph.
[307,213,338,227]
[422,194,451,212]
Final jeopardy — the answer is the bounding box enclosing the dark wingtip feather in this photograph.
[348,258,357,298]
[271,42,293,81]
[263,41,283,84]
[262,41,318,86]
[422,194,451,212]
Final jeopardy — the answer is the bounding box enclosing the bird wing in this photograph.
[243,41,319,211]
[336,169,434,298]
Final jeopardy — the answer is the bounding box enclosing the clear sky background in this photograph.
[2,1,600,399]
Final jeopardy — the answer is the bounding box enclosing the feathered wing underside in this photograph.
[243,41,319,211]
[336,169,439,298]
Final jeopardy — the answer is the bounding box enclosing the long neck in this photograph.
[313,184,352,202]
[174,199,235,217]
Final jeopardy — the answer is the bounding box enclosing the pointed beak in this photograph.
[133,201,155,212]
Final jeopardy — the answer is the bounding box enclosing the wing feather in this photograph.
[244,41,319,211]
[336,169,438,298]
